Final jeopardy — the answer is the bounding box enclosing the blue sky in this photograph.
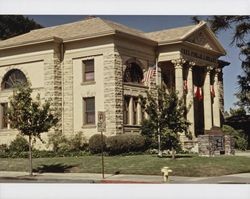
[27,15,241,111]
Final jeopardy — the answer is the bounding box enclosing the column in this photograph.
[129,97,134,125]
[171,58,186,97]
[186,62,195,138]
[212,69,221,127]
[204,66,213,130]
[137,98,142,125]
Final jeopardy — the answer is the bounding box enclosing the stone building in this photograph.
[0,17,229,149]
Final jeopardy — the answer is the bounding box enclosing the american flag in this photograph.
[142,67,156,86]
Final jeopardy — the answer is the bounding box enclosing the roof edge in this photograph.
[0,36,63,51]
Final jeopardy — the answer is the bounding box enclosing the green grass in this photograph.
[1,154,250,177]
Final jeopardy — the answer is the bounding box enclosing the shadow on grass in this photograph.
[157,154,194,159]
[33,163,78,173]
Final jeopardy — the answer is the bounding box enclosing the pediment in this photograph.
[185,27,226,55]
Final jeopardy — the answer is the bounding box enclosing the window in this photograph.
[123,96,129,124]
[133,98,138,125]
[1,69,27,90]
[0,103,8,129]
[123,62,143,83]
[83,97,95,125]
[83,59,94,82]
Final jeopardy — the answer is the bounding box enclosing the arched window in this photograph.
[1,69,27,89]
[123,62,143,83]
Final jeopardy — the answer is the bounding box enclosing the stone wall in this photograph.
[103,51,123,135]
[198,134,235,156]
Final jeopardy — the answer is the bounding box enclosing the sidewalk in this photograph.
[0,171,250,184]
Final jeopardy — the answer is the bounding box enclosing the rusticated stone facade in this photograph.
[62,58,74,135]
[0,17,229,149]
[44,43,62,134]
[103,51,123,135]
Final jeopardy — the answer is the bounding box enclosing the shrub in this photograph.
[67,131,88,151]
[0,144,8,152]
[106,133,146,155]
[47,131,88,152]
[222,125,248,150]
[9,135,29,152]
[89,134,107,154]
[47,131,68,152]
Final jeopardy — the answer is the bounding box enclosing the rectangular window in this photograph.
[83,59,94,82]
[0,103,8,129]
[133,98,138,125]
[83,97,95,125]
[123,96,129,124]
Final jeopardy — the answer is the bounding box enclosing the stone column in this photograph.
[44,43,62,134]
[137,98,142,125]
[171,58,186,97]
[186,62,195,138]
[212,69,221,127]
[204,66,213,130]
[129,96,134,125]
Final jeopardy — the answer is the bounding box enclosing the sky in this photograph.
[27,15,242,112]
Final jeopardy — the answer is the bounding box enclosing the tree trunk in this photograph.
[28,135,33,176]
[171,146,176,159]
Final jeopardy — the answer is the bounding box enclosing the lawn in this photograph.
[1,154,250,177]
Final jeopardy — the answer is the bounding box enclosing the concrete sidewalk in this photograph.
[0,171,250,184]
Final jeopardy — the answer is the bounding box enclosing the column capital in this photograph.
[215,68,222,73]
[205,66,214,73]
[171,58,186,68]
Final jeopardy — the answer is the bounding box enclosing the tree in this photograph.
[140,87,191,159]
[8,83,58,176]
[192,16,250,112]
[0,15,43,40]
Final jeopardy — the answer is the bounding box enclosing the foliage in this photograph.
[47,131,68,152]
[0,150,90,159]
[9,135,29,152]
[222,125,248,150]
[0,144,8,153]
[140,87,191,157]
[192,16,250,112]
[236,43,250,111]
[7,83,59,175]
[106,133,146,155]
[47,131,88,152]
[0,15,43,40]
[229,107,247,117]
[88,134,107,154]
[8,83,59,139]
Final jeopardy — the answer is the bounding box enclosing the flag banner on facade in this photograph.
[142,67,156,86]
[183,80,188,93]
[210,85,215,98]
[194,86,203,101]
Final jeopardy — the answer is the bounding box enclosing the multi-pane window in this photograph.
[123,96,129,124]
[83,59,94,82]
[133,98,138,125]
[1,69,27,89]
[0,103,8,129]
[83,97,95,125]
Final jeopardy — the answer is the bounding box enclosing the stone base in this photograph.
[198,134,235,156]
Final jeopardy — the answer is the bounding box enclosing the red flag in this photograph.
[194,86,203,101]
[210,85,215,98]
